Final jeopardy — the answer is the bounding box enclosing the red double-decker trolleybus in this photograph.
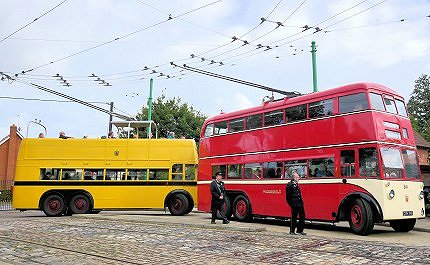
[197,83,426,235]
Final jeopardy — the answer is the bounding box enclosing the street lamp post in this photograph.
[26,119,47,138]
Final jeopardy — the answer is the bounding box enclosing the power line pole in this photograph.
[147,78,154,136]
[108,101,114,133]
[311,41,318,92]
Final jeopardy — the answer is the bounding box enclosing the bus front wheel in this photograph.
[389,219,416,232]
[69,194,92,214]
[42,194,65,217]
[348,198,374,236]
[233,195,252,221]
[168,193,189,216]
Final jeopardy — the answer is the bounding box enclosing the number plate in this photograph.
[403,211,413,216]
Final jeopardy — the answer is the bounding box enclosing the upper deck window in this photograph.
[395,99,407,116]
[309,99,334,118]
[204,124,214,137]
[339,93,369,113]
[285,104,307,122]
[384,96,397,114]
[214,121,227,135]
[229,118,244,132]
[369,93,385,111]
[264,110,283,126]
[246,114,263,130]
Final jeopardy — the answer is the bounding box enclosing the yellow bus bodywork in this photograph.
[13,138,198,214]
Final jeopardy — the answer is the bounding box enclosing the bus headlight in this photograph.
[419,191,424,200]
[388,190,395,199]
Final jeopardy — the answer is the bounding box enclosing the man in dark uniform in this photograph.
[210,172,230,224]
[286,171,306,235]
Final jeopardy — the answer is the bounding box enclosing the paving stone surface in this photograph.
[0,214,429,264]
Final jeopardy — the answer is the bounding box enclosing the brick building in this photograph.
[414,131,430,187]
[0,125,23,188]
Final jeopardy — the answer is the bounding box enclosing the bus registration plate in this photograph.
[403,211,413,216]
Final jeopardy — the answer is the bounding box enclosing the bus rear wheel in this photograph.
[168,193,189,216]
[233,195,252,221]
[42,194,65,217]
[348,198,374,236]
[389,219,416,232]
[69,194,92,214]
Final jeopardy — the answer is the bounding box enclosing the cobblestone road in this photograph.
[0,212,429,264]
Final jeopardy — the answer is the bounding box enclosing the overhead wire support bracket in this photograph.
[171,63,301,98]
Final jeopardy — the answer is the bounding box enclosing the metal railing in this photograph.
[0,180,13,211]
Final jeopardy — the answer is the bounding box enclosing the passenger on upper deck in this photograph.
[108,131,115,138]
[38,133,45,138]
[59,131,71,139]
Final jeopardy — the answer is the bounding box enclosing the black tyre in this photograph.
[168,193,189,216]
[69,194,92,214]
[184,197,194,215]
[217,196,232,219]
[389,219,416,232]
[348,198,374,236]
[42,194,66,217]
[233,195,252,221]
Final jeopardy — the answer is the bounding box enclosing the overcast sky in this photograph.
[1,0,429,138]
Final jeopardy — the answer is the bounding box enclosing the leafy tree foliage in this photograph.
[407,74,430,142]
[136,95,207,139]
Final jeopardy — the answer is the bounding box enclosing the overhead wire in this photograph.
[16,0,222,76]
[0,0,69,44]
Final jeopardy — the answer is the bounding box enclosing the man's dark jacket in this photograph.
[210,180,226,207]
[286,180,304,207]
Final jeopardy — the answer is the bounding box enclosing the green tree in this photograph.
[407,74,430,142]
[136,95,207,139]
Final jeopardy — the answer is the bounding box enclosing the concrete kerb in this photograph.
[74,214,267,233]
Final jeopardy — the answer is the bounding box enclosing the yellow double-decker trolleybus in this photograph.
[12,121,198,217]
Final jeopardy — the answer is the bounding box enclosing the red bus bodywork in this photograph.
[197,83,426,235]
